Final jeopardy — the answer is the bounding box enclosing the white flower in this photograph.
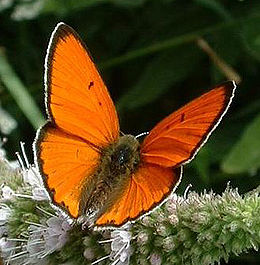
[165,193,185,225]
[0,205,9,239]
[26,214,71,261]
[150,253,162,265]
[26,226,48,264]
[1,185,15,200]
[32,186,49,201]
[43,215,71,253]
[0,204,11,226]
[110,225,132,265]
[92,224,132,265]
[0,237,16,259]
[23,167,42,187]
[22,167,49,201]
[4,213,72,264]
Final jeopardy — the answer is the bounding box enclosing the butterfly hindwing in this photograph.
[35,123,100,218]
[96,164,182,226]
[141,81,236,167]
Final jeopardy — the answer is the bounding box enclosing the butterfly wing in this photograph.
[96,164,182,226]
[45,22,119,148]
[96,81,236,226]
[141,81,236,167]
[34,23,119,218]
[35,124,100,218]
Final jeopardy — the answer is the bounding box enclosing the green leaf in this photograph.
[240,15,260,61]
[42,0,107,15]
[111,0,148,7]
[117,45,202,111]
[194,0,232,21]
[222,113,260,174]
[192,147,211,184]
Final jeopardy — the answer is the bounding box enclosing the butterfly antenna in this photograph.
[15,141,30,171]
[183,184,192,199]
[20,142,30,168]
[120,130,125,136]
[15,151,25,171]
[135,131,149,139]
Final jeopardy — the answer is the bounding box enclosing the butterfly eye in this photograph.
[118,149,129,165]
[111,146,131,167]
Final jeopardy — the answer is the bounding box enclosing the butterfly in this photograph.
[34,22,236,227]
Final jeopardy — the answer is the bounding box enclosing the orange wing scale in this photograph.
[96,164,182,226]
[36,124,100,218]
[141,82,235,168]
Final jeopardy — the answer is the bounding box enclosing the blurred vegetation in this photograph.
[0,0,259,264]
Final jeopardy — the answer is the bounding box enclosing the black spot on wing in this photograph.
[88,81,94,90]
[181,113,185,122]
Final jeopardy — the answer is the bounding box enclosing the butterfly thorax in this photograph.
[104,135,140,174]
[79,134,140,222]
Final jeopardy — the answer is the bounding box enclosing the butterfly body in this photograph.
[79,135,140,222]
[34,22,236,227]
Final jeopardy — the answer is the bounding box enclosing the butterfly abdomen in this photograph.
[79,135,140,221]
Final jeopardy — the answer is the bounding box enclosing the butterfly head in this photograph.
[104,135,140,175]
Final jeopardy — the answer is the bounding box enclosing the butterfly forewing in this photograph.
[141,81,236,168]
[45,23,119,148]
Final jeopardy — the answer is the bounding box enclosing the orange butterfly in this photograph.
[34,22,236,227]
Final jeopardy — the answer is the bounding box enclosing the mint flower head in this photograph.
[131,185,260,265]
[109,226,132,264]
[25,214,71,263]
[22,166,49,201]
[0,143,259,265]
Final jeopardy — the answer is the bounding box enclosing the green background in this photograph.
[0,0,259,264]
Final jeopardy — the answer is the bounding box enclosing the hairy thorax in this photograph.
[79,135,140,222]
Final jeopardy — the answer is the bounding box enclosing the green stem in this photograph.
[0,49,44,129]
[99,14,260,69]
